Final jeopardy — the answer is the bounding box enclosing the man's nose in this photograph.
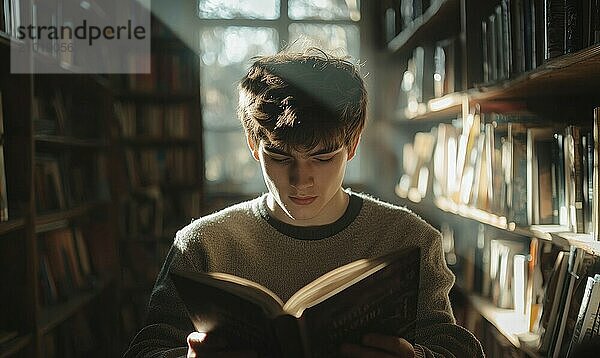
[289,162,314,189]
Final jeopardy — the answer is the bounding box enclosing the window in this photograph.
[198,0,361,194]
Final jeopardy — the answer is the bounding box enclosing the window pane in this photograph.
[199,27,278,130]
[288,23,360,61]
[200,26,277,193]
[288,0,360,21]
[198,0,279,19]
[204,131,266,193]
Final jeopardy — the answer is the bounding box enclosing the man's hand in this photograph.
[186,332,258,358]
[340,333,415,358]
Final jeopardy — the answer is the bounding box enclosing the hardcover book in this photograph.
[171,247,421,358]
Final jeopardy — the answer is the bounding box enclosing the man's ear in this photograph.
[347,135,361,161]
[246,135,260,161]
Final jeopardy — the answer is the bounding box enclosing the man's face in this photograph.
[250,139,357,226]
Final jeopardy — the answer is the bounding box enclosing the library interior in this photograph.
[1,0,600,357]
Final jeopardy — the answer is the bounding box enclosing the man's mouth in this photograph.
[289,196,317,205]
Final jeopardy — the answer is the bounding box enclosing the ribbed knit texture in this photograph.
[124,191,484,357]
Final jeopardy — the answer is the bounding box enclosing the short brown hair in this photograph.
[238,48,367,153]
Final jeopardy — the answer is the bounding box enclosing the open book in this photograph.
[171,247,421,358]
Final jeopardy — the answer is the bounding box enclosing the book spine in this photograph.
[594,108,600,239]
[511,124,529,225]
[572,126,585,233]
[273,315,306,358]
[593,0,600,44]
[564,0,583,53]
[545,0,565,59]
[564,127,577,232]
[523,0,536,70]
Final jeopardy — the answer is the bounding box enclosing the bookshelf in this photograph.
[374,0,600,357]
[0,0,123,356]
[111,16,204,346]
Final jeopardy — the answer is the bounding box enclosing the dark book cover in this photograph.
[565,0,584,53]
[172,247,421,358]
[546,0,565,59]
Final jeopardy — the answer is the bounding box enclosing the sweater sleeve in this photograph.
[413,230,485,357]
[122,243,198,358]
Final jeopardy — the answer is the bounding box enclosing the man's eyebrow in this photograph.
[308,147,342,156]
[263,145,342,157]
[263,146,291,156]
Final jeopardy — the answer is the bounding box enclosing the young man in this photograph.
[124,49,484,358]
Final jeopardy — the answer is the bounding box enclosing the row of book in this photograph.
[115,101,193,139]
[396,39,462,118]
[124,147,199,188]
[398,108,600,234]
[38,227,96,306]
[33,87,103,139]
[383,0,433,43]
[120,187,202,238]
[35,153,110,213]
[481,0,600,84]
[0,92,7,221]
[443,222,600,357]
[0,0,20,36]
[124,51,196,93]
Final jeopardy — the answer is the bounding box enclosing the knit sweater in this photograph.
[124,191,484,358]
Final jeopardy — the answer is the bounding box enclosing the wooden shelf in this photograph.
[120,137,198,146]
[471,44,600,101]
[387,0,460,54]
[396,194,600,254]
[35,202,109,233]
[0,334,32,358]
[393,45,600,122]
[0,32,12,48]
[39,277,113,335]
[395,92,465,121]
[160,182,202,192]
[0,218,26,236]
[465,293,542,358]
[32,50,86,74]
[115,91,196,102]
[35,135,108,148]
[549,232,600,256]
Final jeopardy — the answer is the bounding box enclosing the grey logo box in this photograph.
[10,0,151,74]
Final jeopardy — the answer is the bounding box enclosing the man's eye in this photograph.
[315,157,333,162]
[271,157,291,163]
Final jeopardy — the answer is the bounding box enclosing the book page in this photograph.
[284,247,418,315]
[172,271,285,315]
[284,257,378,315]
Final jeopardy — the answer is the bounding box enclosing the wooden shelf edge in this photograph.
[461,290,542,358]
[34,134,108,148]
[39,277,113,335]
[0,218,26,236]
[0,32,11,48]
[395,92,465,122]
[0,334,32,358]
[115,91,196,101]
[470,44,600,101]
[120,137,198,146]
[35,202,111,233]
[549,232,600,255]
[396,194,599,250]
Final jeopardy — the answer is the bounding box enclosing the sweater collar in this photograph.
[257,190,363,240]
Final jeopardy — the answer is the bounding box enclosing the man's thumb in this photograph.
[187,332,207,347]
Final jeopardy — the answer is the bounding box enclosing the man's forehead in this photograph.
[260,141,341,156]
